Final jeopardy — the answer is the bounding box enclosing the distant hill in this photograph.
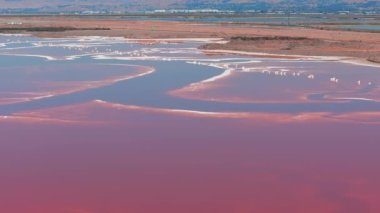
[0,0,379,13]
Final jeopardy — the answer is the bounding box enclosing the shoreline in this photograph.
[0,16,379,64]
[1,32,379,67]
[201,49,380,67]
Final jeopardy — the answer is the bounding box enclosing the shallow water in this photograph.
[337,24,380,32]
[0,34,380,213]
[0,35,379,115]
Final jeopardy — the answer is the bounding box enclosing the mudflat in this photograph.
[0,15,379,62]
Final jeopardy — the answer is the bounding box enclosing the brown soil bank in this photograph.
[0,16,379,62]
[368,56,380,64]
[201,36,380,62]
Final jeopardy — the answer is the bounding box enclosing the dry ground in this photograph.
[0,16,379,62]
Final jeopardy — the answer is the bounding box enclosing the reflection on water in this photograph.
[0,34,380,213]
